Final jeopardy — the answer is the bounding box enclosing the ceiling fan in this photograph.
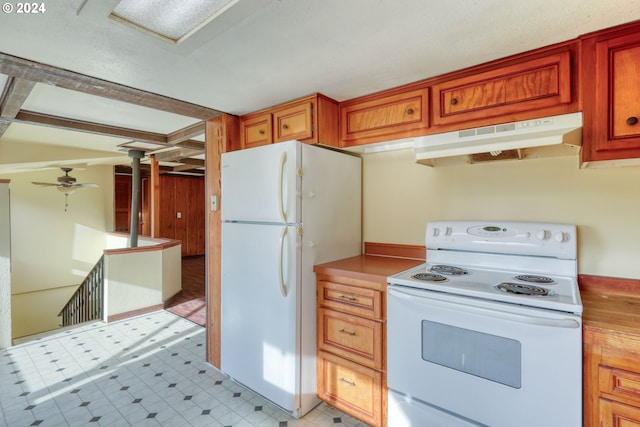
[32,167,99,211]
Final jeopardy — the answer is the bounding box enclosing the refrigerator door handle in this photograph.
[278,151,287,224]
[279,226,288,297]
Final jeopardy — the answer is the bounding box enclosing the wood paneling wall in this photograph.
[158,175,205,256]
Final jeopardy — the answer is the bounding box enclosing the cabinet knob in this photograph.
[282,123,289,130]
[450,98,458,105]
[406,108,414,115]
[627,116,639,126]
[259,129,265,135]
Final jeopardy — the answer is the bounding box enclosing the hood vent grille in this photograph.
[414,112,583,166]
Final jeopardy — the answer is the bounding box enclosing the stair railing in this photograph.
[58,255,105,327]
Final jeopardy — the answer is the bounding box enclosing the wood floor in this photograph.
[166,255,206,326]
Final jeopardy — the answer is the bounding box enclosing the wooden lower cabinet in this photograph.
[584,339,640,427]
[318,351,383,426]
[316,275,386,427]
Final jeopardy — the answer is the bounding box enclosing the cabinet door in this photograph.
[317,351,383,427]
[600,398,640,427]
[432,52,571,126]
[318,307,383,370]
[340,88,429,146]
[593,33,640,155]
[273,101,313,142]
[240,113,272,149]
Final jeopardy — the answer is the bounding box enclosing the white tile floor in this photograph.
[0,311,368,427]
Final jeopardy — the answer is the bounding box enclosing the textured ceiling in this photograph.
[0,0,638,171]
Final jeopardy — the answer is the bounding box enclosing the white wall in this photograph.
[362,149,640,279]
[0,165,114,338]
[0,181,12,348]
[104,244,181,317]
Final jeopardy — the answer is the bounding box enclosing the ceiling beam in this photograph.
[13,110,168,144]
[0,77,37,138]
[0,77,36,118]
[177,139,205,150]
[177,157,205,166]
[167,121,205,144]
[0,51,224,120]
[0,118,10,136]
[171,163,205,172]
[151,146,203,162]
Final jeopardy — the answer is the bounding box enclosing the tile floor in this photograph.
[0,310,366,427]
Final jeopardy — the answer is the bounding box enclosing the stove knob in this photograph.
[554,232,569,243]
[445,227,453,236]
[432,228,440,237]
[536,230,550,240]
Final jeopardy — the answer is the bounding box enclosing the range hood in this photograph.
[414,112,583,166]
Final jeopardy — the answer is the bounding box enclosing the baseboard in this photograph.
[107,303,165,323]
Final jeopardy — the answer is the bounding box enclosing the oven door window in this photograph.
[422,320,521,388]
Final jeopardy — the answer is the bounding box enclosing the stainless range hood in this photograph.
[414,112,583,166]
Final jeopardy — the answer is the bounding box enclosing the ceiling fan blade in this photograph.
[32,182,60,187]
[74,183,100,188]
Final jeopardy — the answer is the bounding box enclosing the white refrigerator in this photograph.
[220,140,362,417]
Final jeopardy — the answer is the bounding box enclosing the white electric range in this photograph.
[387,221,583,427]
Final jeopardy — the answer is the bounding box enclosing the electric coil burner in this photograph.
[411,272,447,282]
[430,264,468,275]
[515,274,555,284]
[495,282,555,296]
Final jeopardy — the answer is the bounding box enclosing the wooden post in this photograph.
[205,114,239,368]
[150,155,160,238]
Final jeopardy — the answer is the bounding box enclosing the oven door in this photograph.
[387,285,582,427]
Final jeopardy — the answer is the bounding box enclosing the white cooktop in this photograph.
[388,221,582,314]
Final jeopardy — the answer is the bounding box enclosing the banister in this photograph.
[58,255,105,327]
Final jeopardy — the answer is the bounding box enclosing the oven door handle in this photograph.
[388,286,581,329]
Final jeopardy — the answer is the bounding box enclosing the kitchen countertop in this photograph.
[313,254,424,284]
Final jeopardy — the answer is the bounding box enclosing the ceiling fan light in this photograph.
[57,186,77,195]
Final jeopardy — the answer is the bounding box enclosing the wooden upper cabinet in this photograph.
[240,113,272,149]
[581,22,640,164]
[432,52,572,126]
[239,94,339,149]
[340,88,429,147]
[274,101,312,142]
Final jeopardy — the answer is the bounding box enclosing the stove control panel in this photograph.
[426,221,577,260]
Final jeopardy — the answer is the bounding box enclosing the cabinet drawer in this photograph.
[600,366,640,405]
[317,351,383,427]
[318,308,383,370]
[317,280,383,319]
[273,101,313,142]
[432,52,571,126]
[340,88,429,146]
[240,113,272,148]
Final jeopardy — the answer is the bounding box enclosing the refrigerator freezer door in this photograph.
[221,221,301,413]
[221,140,301,224]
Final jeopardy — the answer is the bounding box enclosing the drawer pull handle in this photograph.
[406,108,414,115]
[627,116,639,126]
[259,129,265,135]
[338,295,357,302]
[450,98,458,105]
[282,123,289,130]
[339,377,356,387]
[339,328,356,336]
